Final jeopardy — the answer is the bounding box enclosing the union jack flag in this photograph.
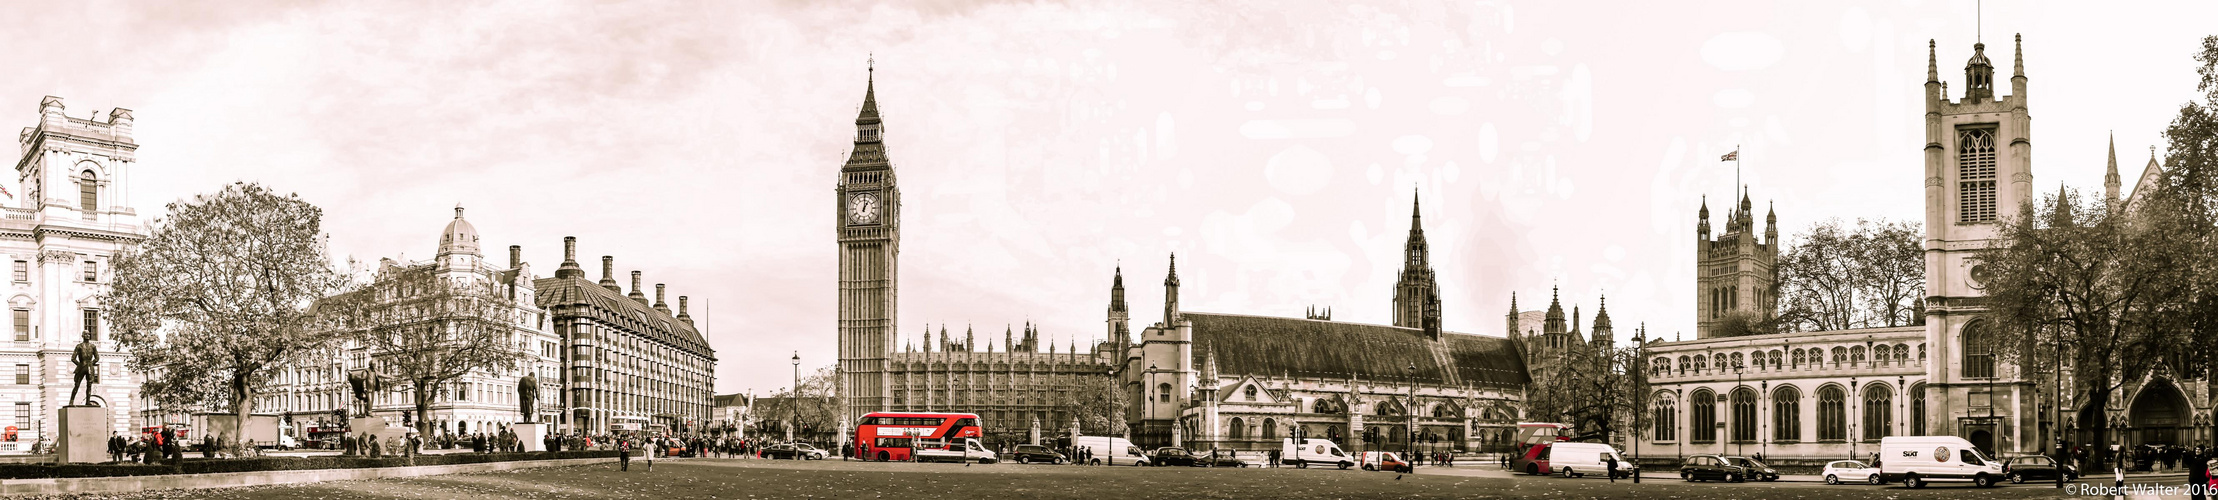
[1720,151,1738,162]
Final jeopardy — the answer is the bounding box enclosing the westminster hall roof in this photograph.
[1181,312,1529,388]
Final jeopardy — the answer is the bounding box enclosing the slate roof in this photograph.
[536,276,714,359]
[1182,312,1529,388]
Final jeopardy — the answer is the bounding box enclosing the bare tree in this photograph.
[105,182,354,448]
[323,259,533,439]
[1056,373,1129,436]
[1776,218,1925,332]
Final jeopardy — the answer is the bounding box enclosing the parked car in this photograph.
[1151,447,1203,467]
[1546,442,1636,478]
[1722,456,1779,481]
[764,443,828,460]
[1009,444,1067,464]
[1199,452,1249,468]
[2003,455,2078,483]
[1357,451,1412,473]
[1876,436,2005,488]
[1679,454,1748,482]
[1822,460,1880,485]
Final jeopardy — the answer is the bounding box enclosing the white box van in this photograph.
[1876,436,2006,488]
[1280,438,1354,469]
[1073,436,1151,466]
[1544,442,1637,478]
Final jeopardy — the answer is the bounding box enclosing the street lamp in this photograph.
[791,351,800,443]
[1406,362,1417,471]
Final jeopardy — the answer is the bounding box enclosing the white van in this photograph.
[1544,442,1637,478]
[1073,436,1152,466]
[1876,436,2006,488]
[1280,438,1354,469]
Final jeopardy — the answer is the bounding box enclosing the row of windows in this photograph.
[1657,343,1925,377]
[1658,384,1928,443]
[9,260,101,283]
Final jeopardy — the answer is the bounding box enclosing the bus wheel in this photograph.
[1527,463,1539,476]
[877,451,889,462]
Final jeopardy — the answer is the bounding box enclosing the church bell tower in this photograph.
[837,61,900,422]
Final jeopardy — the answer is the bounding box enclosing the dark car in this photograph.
[1679,454,1749,482]
[1150,447,1203,467]
[1723,456,1780,481]
[1010,444,1067,464]
[762,443,826,460]
[1198,451,1250,468]
[2004,455,2079,483]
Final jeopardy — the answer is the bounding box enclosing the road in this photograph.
[27,457,2200,499]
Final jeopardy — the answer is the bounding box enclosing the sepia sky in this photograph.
[4,0,2213,395]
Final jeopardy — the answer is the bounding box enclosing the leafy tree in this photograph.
[2159,35,2218,380]
[321,259,535,439]
[1979,188,2196,465]
[754,365,844,441]
[1775,218,1925,332]
[105,182,353,448]
[1056,373,1128,436]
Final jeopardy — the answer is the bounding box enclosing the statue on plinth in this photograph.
[68,331,101,406]
[517,372,540,423]
[347,361,391,418]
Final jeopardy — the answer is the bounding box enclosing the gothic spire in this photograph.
[1927,39,1939,84]
[1165,253,1180,287]
[1109,264,1127,313]
[856,57,881,126]
[2105,132,2123,207]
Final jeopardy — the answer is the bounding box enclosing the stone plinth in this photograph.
[513,423,548,452]
[350,417,410,444]
[58,406,107,463]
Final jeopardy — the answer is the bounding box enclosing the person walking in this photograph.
[107,432,123,463]
[1269,448,1279,468]
[1606,452,1619,483]
[646,436,657,472]
[2190,447,2208,500]
[618,438,632,472]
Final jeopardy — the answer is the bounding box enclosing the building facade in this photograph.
[1120,197,1529,455]
[540,237,717,434]
[1639,35,2204,461]
[885,322,1117,447]
[8,96,146,448]
[252,208,562,440]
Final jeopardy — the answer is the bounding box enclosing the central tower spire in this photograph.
[1394,190,1440,332]
[836,58,901,422]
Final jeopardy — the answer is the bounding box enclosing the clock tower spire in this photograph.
[837,58,899,423]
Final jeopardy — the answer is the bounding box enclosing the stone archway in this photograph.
[2128,380,2191,448]
[1969,429,1994,455]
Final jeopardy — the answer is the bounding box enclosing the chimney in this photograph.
[600,256,621,292]
[678,296,693,323]
[509,245,522,269]
[654,284,670,313]
[629,271,648,304]
[556,237,584,279]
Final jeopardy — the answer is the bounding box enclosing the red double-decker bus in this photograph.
[855,412,982,461]
[1509,422,1571,476]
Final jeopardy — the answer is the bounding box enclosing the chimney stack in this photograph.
[600,256,621,292]
[509,245,522,269]
[629,271,647,304]
[556,237,584,279]
[654,284,670,313]
[678,296,693,323]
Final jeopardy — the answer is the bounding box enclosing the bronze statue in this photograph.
[347,362,388,418]
[68,331,100,406]
[517,372,539,423]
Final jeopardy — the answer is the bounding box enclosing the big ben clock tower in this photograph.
[837,63,898,422]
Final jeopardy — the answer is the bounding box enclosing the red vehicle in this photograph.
[1509,422,1570,476]
[855,412,982,462]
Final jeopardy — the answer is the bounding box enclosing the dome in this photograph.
[438,205,481,257]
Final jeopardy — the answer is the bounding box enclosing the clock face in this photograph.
[1967,263,1990,289]
[847,192,880,224]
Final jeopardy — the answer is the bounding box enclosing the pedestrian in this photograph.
[1606,452,1619,483]
[2191,447,2209,500]
[646,437,656,472]
[618,438,632,472]
[107,431,123,463]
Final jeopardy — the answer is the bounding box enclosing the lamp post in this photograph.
[1731,360,1745,457]
[791,351,800,443]
[1407,362,1418,471]
[2052,323,2065,490]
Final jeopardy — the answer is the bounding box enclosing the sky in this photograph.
[4,0,2214,396]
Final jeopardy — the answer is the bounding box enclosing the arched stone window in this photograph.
[1772,386,1801,442]
[1792,349,1805,368]
[1817,385,1847,441]
[1895,344,1910,364]
[1244,385,1258,401]
[1712,353,1726,371]
[1158,383,1173,403]
[1863,384,1894,441]
[1678,355,1690,375]
[1769,350,1782,370]
[1432,403,1458,418]
[1851,345,1866,366]
[1729,352,1745,372]
[1830,346,1846,366]
[1652,396,1677,442]
[79,170,98,218]
[1690,389,1717,444]
[1229,417,1246,440]
[1962,322,1995,379]
[1263,418,1278,440]
[1919,344,1927,364]
[1909,384,1927,435]
[1730,388,1757,443]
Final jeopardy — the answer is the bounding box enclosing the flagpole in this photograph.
[1734,145,1742,198]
